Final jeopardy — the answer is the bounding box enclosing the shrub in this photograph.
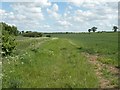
[2,32,16,56]
[22,32,42,37]
[46,34,51,37]
[1,22,17,56]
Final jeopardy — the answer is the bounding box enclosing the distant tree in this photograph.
[26,31,32,33]
[112,26,118,32]
[88,29,91,33]
[21,31,24,34]
[22,31,42,37]
[66,32,68,34]
[46,34,51,37]
[91,27,97,32]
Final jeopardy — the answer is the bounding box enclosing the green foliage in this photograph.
[2,38,98,88]
[91,27,97,32]
[88,29,91,33]
[9,78,22,88]
[112,26,118,32]
[49,32,118,66]
[97,56,117,66]
[2,33,16,56]
[46,34,51,37]
[22,31,42,37]
[1,22,19,36]
[2,32,118,88]
[1,22,18,56]
[88,27,97,33]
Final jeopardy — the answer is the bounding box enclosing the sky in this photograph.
[0,0,118,32]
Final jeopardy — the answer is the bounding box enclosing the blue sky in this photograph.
[0,0,118,32]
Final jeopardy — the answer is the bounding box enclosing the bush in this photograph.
[46,35,51,37]
[2,32,16,56]
[1,22,17,56]
[22,32,42,37]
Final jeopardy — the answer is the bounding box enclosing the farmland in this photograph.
[50,32,118,66]
[2,32,119,88]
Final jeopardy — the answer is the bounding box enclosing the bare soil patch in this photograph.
[82,52,119,88]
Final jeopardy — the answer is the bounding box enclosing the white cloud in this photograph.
[62,1,118,32]
[29,7,42,13]
[43,25,50,28]
[69,0,84,6]
[10,3,44,21]
[0,9,8,20]
[1,1,118,32]
[34,0,51,7]
[47,4,60,20]
[68,6,73,10]
[0,9,6,15]
[68,0,118,5]
[47,8,59,19]
[73,10,93,22]
[57,20,72,27]
[63,13,67,17]
[52,4,59,12]
[0,3,47,31]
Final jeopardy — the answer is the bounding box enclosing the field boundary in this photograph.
[82,52,119,88]
[67,39,118,88]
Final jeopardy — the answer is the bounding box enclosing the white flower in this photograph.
[8,62,10,64]
[21,62,24,65]
[10,71,13,73]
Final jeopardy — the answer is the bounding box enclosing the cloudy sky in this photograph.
[0,0,118,32]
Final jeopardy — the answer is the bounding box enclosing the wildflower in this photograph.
[15,56,19,59]
[10,71,13,73]
[8,61,10,64]
[5,57,8,59]
[21,62,24,65]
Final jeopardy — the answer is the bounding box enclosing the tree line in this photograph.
[20,31,42,37]
[1,22,44,56]
[0,22,119,56]
[88,26,118,33]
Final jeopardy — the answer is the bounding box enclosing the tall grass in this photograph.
[2,38,98,88]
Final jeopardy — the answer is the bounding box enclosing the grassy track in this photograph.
[2,32,119,88]
[50,32,119,88]
[2,37,99,88]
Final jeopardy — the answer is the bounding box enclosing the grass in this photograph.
[50,32,118,66]
[2,32,118,88]
[100,66,118,87]
[2,37,98,88]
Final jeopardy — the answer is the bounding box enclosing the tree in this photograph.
[112,26,118,32]
[46,34,51,37]
[1,22,17,56]
[91,27,97,32]
[22,31,42,37]
[21,31,24,34]
[11,26,19,36]
[88,29,91,33]
[2,33,16,56]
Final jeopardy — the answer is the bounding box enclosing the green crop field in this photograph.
[2,32,119,88]
[50,32,118,66]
